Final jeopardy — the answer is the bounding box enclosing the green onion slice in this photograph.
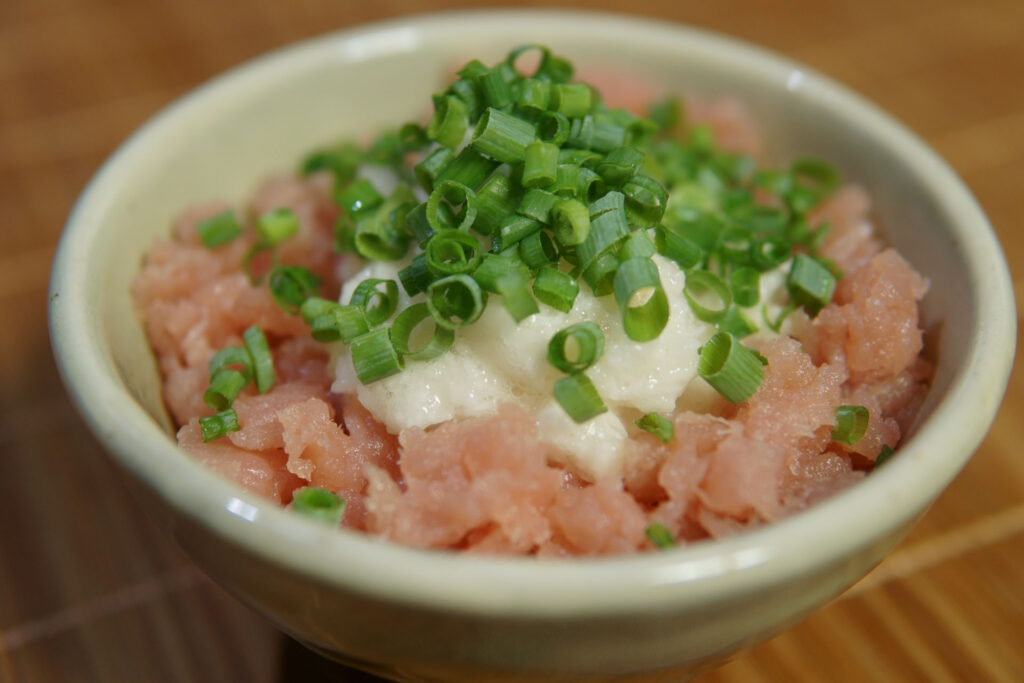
[533,267,579,313]
[350,279,399,327]
[496,273,539,322]
[787,253,836,317]
[698,332,766,403]
[832,405,869,445]
[350,328,404,384]
[208,346,253,382]
[391,303,455,361]
[522,141,559,189]
[645,522,676,549]
[203,369,248,412]
[199,408,240,442]
[553,373,608,423]
[551,198,591,247]
[242,326,275,394]
[196,210,242,248]
[268,265,321,314]
[291,487,347,525]
[256,207,299,245]
[548,322,604,373]
[425,229,484,278]
[635,413,674,443]
[472,107,537,164]
[426,94,469,150]
[730,267,761,308]
[427,180,478,233]
[427,274,487,330]
[311,304,369,344]
[684,270,732,322]
[336,178,383,218]
[613,257,669,342]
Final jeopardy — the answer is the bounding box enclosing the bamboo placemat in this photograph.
[2,0,1021,680]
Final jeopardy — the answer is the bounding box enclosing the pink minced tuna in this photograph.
[133,93,930,556]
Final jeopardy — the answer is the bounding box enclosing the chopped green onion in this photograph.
[752,235,791,271]
[553,163,580,198]
[391,303,455,361]
[635,413,674,443]
[730,267,761,307]
[551,198,591,247]
[268,265,320,314]
[414,147,454,193]
[199,408,240,442]
[532,267,579,313]
[875,445,896,468]
[647,96,681,132]
[473,173,519,235]
[494,215,542,252]
[473,252,529,293]
[425,229,484,278]
[350,278,399,326]
[577,206,629,268]
[256,207,299,245]
[553,373,607,423]
[353,187,415,261]
[291,487,347,525]
[203,369,248,412]
[311,304,369,344]
[436,147,500,191]
[576,167,606,202]
[427,274,487,330]
[522,141,559,189]
[548,322,604,373]
[718,224,753,265]
[551,83,592,118]
[645,522,676,549]
[581,251,620,296]
[350,328,404,384]
[519,230,559,269]
[196,210,242,248]
[537,111,570,146]
[496,273,539,322]
[832,405,869,445]
[300,142,361,181]
[208,346,254,382]
[655,227,703,271]
[517,188,559,224]
[698,332,765,403]
[622,175,668,228]
[613,257,669,342]
[472,107,537,164]
[242,326,274,394]
[597,147,644,187]
[427,181,478,235]
[336,178,383,218]
[684,270,732,322]
[618,231,657,261]
[517,77,551,111]
[426,94,469,150]
[398,252,433,297]
[477,66,514,109]
[715,307,758,339]
[787,253,836,316]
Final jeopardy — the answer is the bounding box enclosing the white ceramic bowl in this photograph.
[49,10,1015,682]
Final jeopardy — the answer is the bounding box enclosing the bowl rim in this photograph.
[49,8,1016,617]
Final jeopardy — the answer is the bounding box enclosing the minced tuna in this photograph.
[133,57,930,556]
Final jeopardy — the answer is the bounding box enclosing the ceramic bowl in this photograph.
[49,10,1015,682]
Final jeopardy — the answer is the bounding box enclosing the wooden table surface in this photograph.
[2,0,1021,680]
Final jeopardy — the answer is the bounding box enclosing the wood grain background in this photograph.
[2,0,1021,680]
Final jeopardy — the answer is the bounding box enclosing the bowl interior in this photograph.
[50,10,1015,617]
